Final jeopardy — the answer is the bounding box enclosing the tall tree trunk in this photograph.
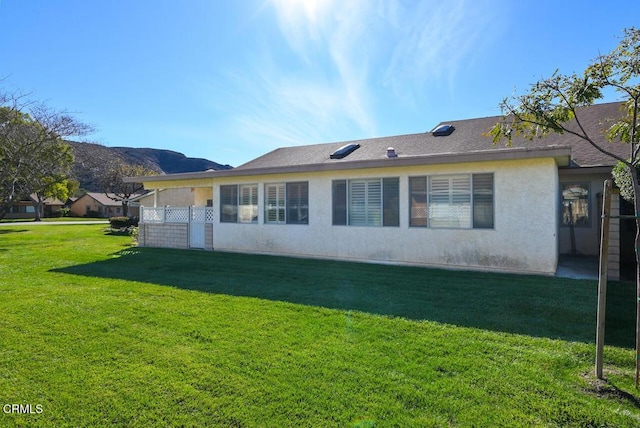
[631,166,640,387]
[34,195,43,222]
[33,203,42,221]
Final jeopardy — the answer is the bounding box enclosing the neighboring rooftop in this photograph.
[76,192,142,206]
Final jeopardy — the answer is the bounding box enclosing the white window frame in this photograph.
[265,183,286,224]
[238,184,258,224]
[264,182,309,225]
[409,173,494,229]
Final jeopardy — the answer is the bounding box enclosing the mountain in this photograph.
[68,141,233,191]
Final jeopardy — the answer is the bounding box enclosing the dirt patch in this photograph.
[581,371,640,408]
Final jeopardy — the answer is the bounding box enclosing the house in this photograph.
[69,192,141,218]
[126,102,632,279]
[5,194,65,219]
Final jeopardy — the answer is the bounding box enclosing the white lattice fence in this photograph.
[191,207,206,222]
[205,207,215,223]
[142,206,211,224]
[141,207,165,223]
[166,207,189,223]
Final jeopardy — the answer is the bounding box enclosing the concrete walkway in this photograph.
[555,255,599,280]
[0,220,109,226]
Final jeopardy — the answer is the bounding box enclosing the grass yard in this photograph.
[0,217,108,224]
[1,224,639,426]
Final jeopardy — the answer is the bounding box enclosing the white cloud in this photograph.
[380,0,498,101]
[206,0,502,162]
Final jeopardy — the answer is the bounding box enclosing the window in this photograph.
[239,184,258,223]
[429,175,471,228]
[287,182,309,224]
[383,177,400,226]
[9,205,34,214]
[220,185,238,223]
[561,183,590,226]
[472,174,494,229]
[332,178,399,226]
[409,176,427,227]
[265,182,309,224]
[332,180,347,225]
[220,184,258,223]
[410,174,494,229]
[266,183,285,223]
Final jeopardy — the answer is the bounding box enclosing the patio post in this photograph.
[596,179,612,379]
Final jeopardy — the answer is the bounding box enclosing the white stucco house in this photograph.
[126,102,632,278]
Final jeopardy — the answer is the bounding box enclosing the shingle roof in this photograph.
[128,102,633,185]
[80,192,141,206]
[235,102,630,171]
[25,194,65,206]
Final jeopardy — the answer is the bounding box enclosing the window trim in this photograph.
[265,183,286,224]
[409,173,494,230]
[219,183,258,224]
[332,177,399,227]
[264,181,309,225]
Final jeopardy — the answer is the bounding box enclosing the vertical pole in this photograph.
[596,179,612,379]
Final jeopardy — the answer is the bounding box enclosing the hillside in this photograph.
[68,141,232,191]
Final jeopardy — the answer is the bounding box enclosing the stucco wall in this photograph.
[210,157,560,275]
[137,188,201,207]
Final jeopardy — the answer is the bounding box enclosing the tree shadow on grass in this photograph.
[0,229,29,234]
[52,247,636,348]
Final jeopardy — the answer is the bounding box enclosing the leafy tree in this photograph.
[0,91,91,220]
[30,140,74,221]
[488,27,640,384]
[33,177,78,220]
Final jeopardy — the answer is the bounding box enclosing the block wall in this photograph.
[139,223,189,250]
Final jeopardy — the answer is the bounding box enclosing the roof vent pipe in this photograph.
[386,147,398,158]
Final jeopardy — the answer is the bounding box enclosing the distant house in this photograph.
[69,192,140,218]
[5,194,65,219]
[126,102,631,279]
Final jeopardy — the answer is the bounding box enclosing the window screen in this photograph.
[286,182,309,224]
[220,185,238,223]
[472,174,494,229]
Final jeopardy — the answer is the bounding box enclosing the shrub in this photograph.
[129,226,139,243]
[109,217,131,229]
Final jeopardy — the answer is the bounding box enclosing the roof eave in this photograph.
[127,146,571,185]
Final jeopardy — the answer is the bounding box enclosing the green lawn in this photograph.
[0,217,107,223]
[1,224,639,427]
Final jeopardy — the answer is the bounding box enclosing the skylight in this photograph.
[431,124,455,137]
[330,143,360,159]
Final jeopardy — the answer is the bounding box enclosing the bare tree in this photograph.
[98,157,156,217]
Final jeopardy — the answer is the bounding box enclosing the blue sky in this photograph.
[1,0,639,167]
